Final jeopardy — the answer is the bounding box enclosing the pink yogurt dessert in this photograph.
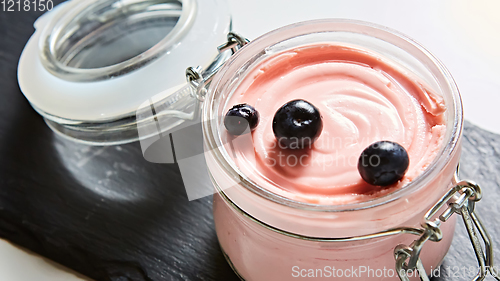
[205,20,463,281]
[224,44,446,205]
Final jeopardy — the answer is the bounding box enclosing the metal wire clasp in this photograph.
[185,31,249,100]
[395,169,499,281]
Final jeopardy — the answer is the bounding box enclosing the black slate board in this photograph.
[1,5,499,281]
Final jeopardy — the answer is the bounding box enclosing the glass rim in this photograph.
[38,0,197,82]
[203,19,463,212]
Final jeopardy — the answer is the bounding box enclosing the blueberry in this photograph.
[224,104,259,135]
[272,99,323,149]
[358,141,409,186]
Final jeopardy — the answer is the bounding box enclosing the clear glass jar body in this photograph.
[213,192,456,281]
[203,20,463,281]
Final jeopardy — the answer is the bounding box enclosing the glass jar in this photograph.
[19,4,495,279]
[202,20,490,281]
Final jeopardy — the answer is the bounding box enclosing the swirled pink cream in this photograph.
[223,44,446,204]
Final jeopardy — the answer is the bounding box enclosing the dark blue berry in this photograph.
[272,99,323,149]
[358,141,409,186]
[224,104,259,135]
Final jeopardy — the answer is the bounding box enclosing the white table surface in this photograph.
[3,0,499,280]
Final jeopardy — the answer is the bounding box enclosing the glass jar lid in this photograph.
[18,0,231,145]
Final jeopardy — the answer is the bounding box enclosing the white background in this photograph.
[2,0,499,280]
